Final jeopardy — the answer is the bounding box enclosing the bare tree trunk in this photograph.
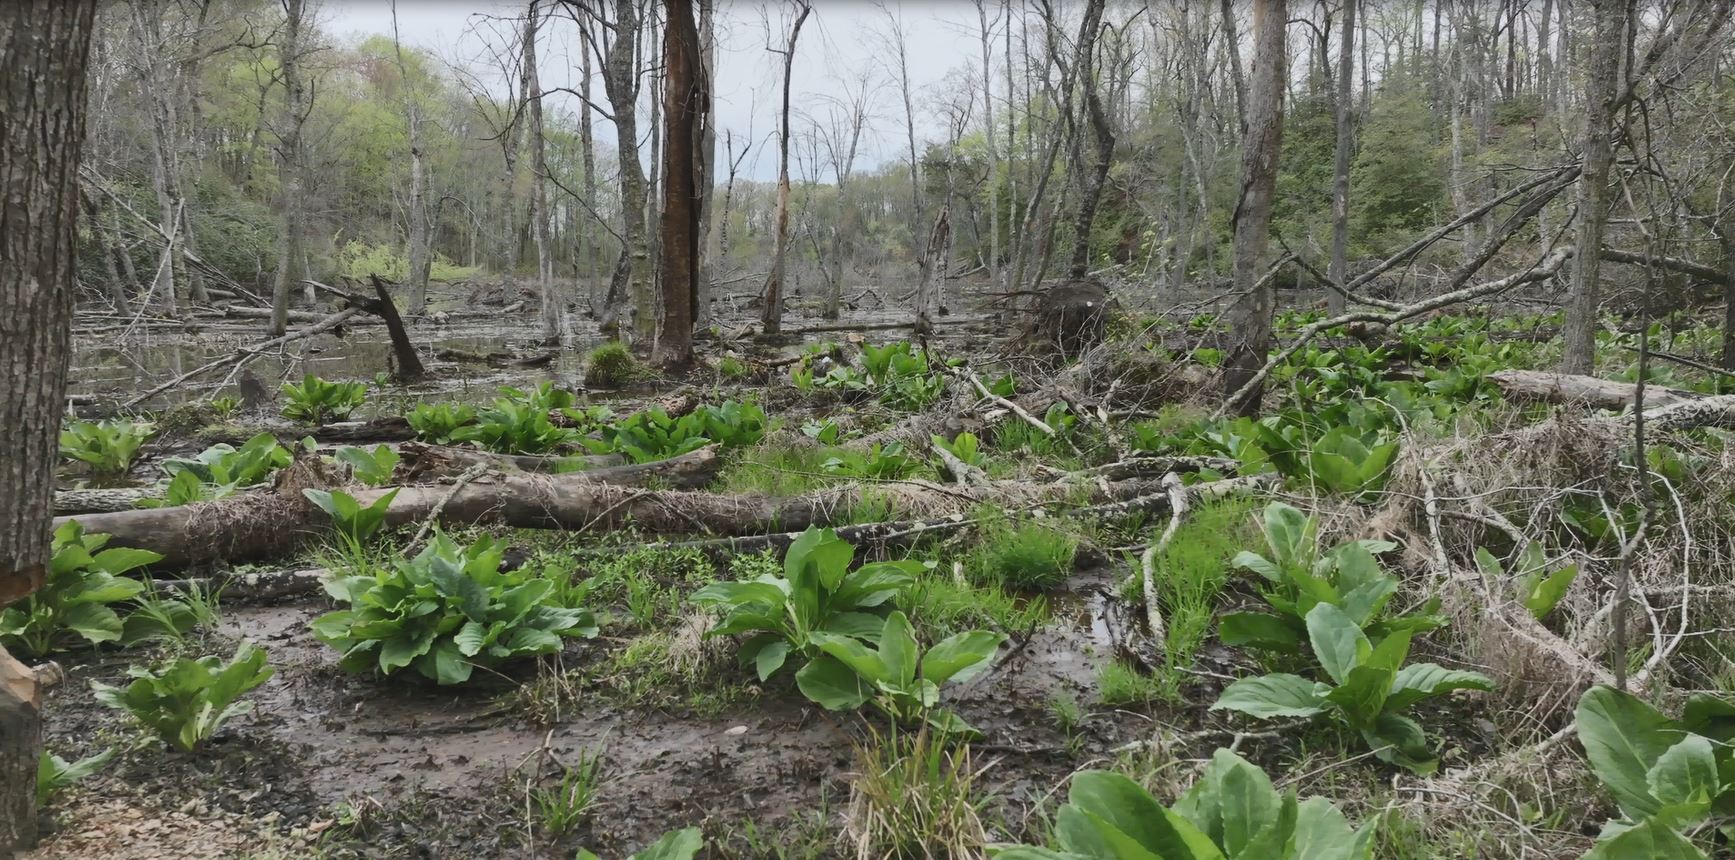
[392,1,432,316]
[1328,0,1355,315]
[757,1,811,336]
[600,0,650,343]
[977,0,1001,292]
[654,0,704,369]
[269,0,309,337]
[694,0,716,329]
[522,1,559,344]
[1221,0,1286,414]
[1067,0,1111,279]
[882,9,924,262]
[579,21,599,311]
[1561,0,1628,374]
[131,0,181,316]
[0,1,95,850]
[914,207,951,337]
[1220,0,1247,131]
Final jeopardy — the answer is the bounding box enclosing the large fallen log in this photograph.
[57,454,1186,569]
[195,416,418,446]
[1487,369,1705,410]
[397,443,647,483]
[55,486,170,514]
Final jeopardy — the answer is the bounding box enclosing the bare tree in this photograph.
[811,69,875,319]
[593,0,653,343]
[757,0,812,336]
[268,0,309,336]
[1065,0,1112,279]
[522,0,559,344]
[877,5,924,256]
[0,1,96,849]
[655,0,706,369]
[1328,0,1355,314]
[1561,0,1631,373]
[391,0,433,315]
[976,0,1002,290]
[1222,0,1287,413]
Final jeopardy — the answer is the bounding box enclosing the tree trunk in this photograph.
[1328,0,1355,315]
[1221,0,1287,414]
[757,2,811,336]
[0,0,95,849]
[522,1,559,344]
[654,0,705,370]
[977,0,1000,292]
[269,0,308,337]
[600,0,650,344]
[393,1,432,317]
[914,206,951,336]
[694,0,716,329]
[1561,0,1628,374]
[1067,0,1111,280]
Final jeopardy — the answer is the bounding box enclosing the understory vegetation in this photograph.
[36,303,1735,859]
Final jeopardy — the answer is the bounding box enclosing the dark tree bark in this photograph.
[598,0,651,343]
[1561,0,1629,373]
[1221,0,1287,414]
[654,0,706,370]
[0,2,96,849]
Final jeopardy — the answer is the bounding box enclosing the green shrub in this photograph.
[822,442,921,479]
[1574,685,1735,859]
[0,522,158,658]
[159,432,291,490]
[60,419,155,479]
[990,749,1377,858]
[303,488,398,552]
[208,396,243,420]
[92,642,274,752]
[974,521,1077,592]
[796,610,1003,736]
[458,399,579,454]
[334,444,400,486]
[718,355,751,380]
[406,402,478,444]
[689,526,918,683]
[1212,603,1494,774]
[280,374,367,423]
[312,532,598,684]
[584,342,645,389]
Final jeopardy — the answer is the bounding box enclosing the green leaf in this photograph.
[1386,664,1494,711]
[794,654,871,711]
[877,611,919,687]
[1576,685,1682,820]
[1360,713,1435,775]
[91,547,163,575]
[627,827,704,860]
[1064,771,1224,859]
[922,630,1005,686]
[1291,796,1377,860]
[1305,604,1369,686]
[1522,564,1578,620]
[1582,818,1709,860]
[1218,612,1303,651]
[1646,735,1719,810]
[1212,674,1329,719]
[810,632,888,685]
[454,621,486,657]
[1210,751,1286,857]
[754,640,790,681]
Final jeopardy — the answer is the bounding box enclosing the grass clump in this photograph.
[713,443,836,496]
[904,569,1046,640]
[845,726,990,860]
[970,517,1078,592]
[1096,659,1174,706]
[529,748,603,837]
[584,341,646,389]
[1145,497,1259,674]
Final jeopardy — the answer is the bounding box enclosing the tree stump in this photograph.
[1025,279,1112,354]
[1,646,41,852]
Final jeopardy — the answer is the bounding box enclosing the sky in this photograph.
[321,0,984,181]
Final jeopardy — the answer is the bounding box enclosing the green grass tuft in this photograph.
[970,518,1078,592]
[583,341,646,389]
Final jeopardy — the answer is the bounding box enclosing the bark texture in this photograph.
[0,2,96,848]
[1561,0,1629,373]
[654,0,705,370]
[1220,0,1287,413]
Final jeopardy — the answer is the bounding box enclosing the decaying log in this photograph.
[194,416,418,446]
[1488,369,1704,410]
[395,442,626,481]
[54,485,169,514]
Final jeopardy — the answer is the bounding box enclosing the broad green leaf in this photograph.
[91,547,163,575]
[1582,818,1709,860]
[922,630,1005,686]
[754,640,790,681]
[1212,674,1329,719]
[811,631,888,684]
[1219,612,1303,651]
[627,826,704,860]
[1577,686,1682,820]
[1213,751,1286,857]
[1646,735,1719,809]
[1291,796,1377,860]
[1360,713,1435,775]
[878,611,919,687]
[454,621,486,657]
[1386,664,1494,711]
[1305,604,1369,686]
[794,654,871,710]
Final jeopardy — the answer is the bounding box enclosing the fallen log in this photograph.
[56,454,1223,569]
[396,443,639,483]
[195,416,418,446]
[55,486,169,514]
[1488,369,1704,410]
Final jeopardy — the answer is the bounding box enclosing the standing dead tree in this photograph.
[757,0,812,336]
[268,0,310,336]
[1221,0,1287,414]
[654,0,707,369]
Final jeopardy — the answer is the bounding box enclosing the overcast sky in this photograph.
[321,0,981,182]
